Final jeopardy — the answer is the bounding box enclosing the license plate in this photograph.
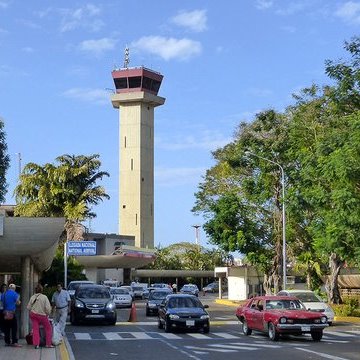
[186,320,195,326]
[301,326,311,332]
[92,309,99,314]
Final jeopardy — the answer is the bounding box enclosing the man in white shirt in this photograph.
[51,283,70,336]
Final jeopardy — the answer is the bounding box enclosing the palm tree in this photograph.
[14,154,110,241]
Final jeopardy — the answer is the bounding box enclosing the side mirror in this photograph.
[203,304,209,309]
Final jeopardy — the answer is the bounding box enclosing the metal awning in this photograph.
[0,217,65,272]
[75,245,155,269]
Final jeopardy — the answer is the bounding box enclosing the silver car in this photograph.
[109,287,133,308]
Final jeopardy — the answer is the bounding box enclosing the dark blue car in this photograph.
[157,294,210,333]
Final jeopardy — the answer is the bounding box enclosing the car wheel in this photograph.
[146,309,150,316]
[242,320,252,336]
[203,324,210,334]
[164,319,171,333]
[268,322,279,341]
[158,318,163,329]
[311,331,323,341]
[328,322,332,326]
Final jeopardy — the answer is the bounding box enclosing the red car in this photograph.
[235,295,328,341]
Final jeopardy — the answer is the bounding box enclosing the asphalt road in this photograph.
[66,295,360,360]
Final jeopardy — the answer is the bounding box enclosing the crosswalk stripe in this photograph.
[157,333,182,339]
[74,333,91,340]
[232,342,281,348]
[187,333,211,339]
[103,332,122,340]
[211,344,258,351]
[214,332,239,339]
[129,332,153,339]
[185,345,237,353]
[324,331,356,337]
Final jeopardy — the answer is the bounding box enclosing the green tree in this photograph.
[14,154,110,240]
[0,118,10,203]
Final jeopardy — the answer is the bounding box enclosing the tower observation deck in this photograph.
[111,65,165,249]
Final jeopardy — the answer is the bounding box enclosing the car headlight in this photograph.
[75,300,84,308]
[106,301,116,310]
[321,316,327,324]
[169,314,180,320]
[279,317,287,324]
[148,303,156,308]
[200,315,210,320]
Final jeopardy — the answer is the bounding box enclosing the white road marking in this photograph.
[187,333,211,339]
[230,342,281,348]
[185,345,237,353]
[210,344,258,351]
[74,333,91,340]
[157,333,182,339]
[129,332,153,339]
[324,331,356,337]
[214,332,239,339]
[295,347,351,360]
[103,332,122,340]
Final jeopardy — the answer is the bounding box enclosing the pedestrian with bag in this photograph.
[51,283,70,336]
[27,283,54,349]
[0,283,21,347]
[0,284,7,338]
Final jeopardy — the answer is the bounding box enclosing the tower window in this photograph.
[114,77,127,89]
[135,213,138,225]
[128,76,141,88]
[131,159,133,170]
[124,136,127,148]
[122,205,126,209]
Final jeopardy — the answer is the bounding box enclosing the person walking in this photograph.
[27,284,54,349]
[51,283,70,336]
[1,283,21,347]
[0,284,7,338]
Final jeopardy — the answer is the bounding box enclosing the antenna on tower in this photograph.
[124,46,130,69]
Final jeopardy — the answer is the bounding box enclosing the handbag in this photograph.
[4,310,14,320]
[26,331,33,345]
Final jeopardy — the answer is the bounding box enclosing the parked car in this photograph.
[70,284,117,325]
[158,294,210,333]
[67,280,94,298]
[202,282,219,293]
[277,289,335,325]
[109,287,133,308]
[120,286,135,299]
[146,289,173,316]
[179,284,199,297]
[132,285,148,299]
[235,295,328,341]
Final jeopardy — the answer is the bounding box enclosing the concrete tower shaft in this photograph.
[111,67,165,249]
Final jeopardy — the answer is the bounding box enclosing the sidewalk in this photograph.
[0,336,70,360]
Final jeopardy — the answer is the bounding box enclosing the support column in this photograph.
[20,256,31,338]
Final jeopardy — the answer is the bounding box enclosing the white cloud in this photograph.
[59,4,103,32]
[131,36,202,61]
[255,0,274,10]
[155,166,206,187]
[335,1,360,24]
[62,88,109,105]
[171,9,207,32]
[79,38,116,55]
[0,1,9,9]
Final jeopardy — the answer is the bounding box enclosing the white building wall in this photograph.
[228,276,247,300]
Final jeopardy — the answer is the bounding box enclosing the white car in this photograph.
[120,286,135,299]
[67,280,95,298]
[110,287,133,308]
[277,289,335,325]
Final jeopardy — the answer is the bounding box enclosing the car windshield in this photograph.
[168,297,202,308]
[110,289,128,295]
[132,287,143,291]
[77,288,110,299]
[150,291,169,300]
[266,299,305,310]
[291,292,321,302]
[182,286,195,291]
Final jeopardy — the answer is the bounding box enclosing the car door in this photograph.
[244,299,258,329]
[251,299,265,330]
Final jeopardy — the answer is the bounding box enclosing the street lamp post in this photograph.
[245,151,287,290]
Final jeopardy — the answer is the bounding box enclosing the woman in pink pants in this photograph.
[27,284,54,349]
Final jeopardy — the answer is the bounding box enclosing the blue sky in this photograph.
[0,0,359,250]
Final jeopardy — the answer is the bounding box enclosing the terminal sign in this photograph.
[67,241,96,256]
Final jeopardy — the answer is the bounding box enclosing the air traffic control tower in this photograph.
[111,54,165,249]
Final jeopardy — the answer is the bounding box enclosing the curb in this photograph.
[57,336,74,360]
[215,299,360,323]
